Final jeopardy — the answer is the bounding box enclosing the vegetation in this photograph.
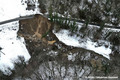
[42,30,50,38]
[1,0,120,79]
[49,6,78,32]
[0,56,26,80]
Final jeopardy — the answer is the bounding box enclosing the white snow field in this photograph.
[0,0,38,74]
[0,21,30,74]
[53,29,112,59]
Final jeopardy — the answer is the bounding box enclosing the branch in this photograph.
[0,51,5,55]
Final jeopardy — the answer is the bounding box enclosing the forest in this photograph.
[0,0,120,80]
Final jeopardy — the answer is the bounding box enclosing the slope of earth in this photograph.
[0,0,120,80]
[12,14,120,80]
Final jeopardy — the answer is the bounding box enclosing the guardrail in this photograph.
[0,14,120,30]
[0,15,35,25]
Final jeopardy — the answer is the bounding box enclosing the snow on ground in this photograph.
[0,0,39,22]
[67,52,77,61]
[0,0,39,74]
[0,21,30,74]
[53,29,111,59]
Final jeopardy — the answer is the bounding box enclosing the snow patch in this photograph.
[0,0,39,22]
[0,0,40,74]
[68,53,77,61]
[0,21,30,75]
[53,29,111,59]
